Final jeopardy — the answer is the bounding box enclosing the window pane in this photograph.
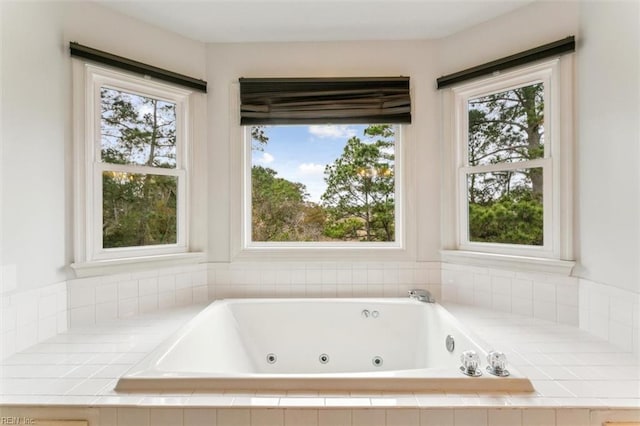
[250,124,395,242]
[101,88,177,168]
[467,168,543,246]
[468,83,544,166]
[102,172,177,248]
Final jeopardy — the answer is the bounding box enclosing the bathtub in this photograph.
[116,298,534,392]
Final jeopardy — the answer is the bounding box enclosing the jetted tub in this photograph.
[116,298,534,392]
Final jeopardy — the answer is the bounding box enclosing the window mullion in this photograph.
[462,158,549,174]
[97,162,182,177]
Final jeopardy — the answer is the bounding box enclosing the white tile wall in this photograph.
[67,264,209,327]
[441,263,579,326]
[579,278,640,354]
[0,281,67,360]
[7,260,638,365]
[65,261,440,329]
[208,261,441,301]
[0,261,439,359]
[12,260,638,362]
[2,407,638,426]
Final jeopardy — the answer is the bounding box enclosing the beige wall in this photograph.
[0,1,206,292]
[2,0,638,298]
[205,40,440,262]
[576,0,640,293]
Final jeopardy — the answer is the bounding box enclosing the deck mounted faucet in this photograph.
[408,289,435,303]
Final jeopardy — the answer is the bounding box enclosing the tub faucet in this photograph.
[408,289,435,303]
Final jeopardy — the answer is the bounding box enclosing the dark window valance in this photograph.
[436,36,575,89]
[239,77,411,125]
[70,42,207,93]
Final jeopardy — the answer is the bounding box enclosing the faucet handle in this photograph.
[486,351,510,377]
[460,350,482,377]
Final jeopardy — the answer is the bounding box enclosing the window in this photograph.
[445,59,574,265]
[236,77,410,252]
[72,63,204,272]
[100,86,184,250]
[247,124,398,244]
[464,81,547,247]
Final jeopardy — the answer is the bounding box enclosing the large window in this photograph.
[237,76,409,251]
[448,59,573,262]
[247,124,399,244]
[74,64,194,266]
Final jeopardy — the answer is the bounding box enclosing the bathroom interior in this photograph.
[0,0,639,425]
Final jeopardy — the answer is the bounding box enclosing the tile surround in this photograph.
[4,260,638,360]
[1,302,639,425]
[0,281,67,360]
[208,261,441,300]
[3,406,637,426]
[2,261,639,425]
[579,278,640,354]
[66,264,209,328]
[63,261,441,330]
[441,263,580,326]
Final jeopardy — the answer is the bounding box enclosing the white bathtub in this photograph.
[116,298,533,392]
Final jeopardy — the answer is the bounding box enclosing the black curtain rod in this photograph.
[69,42,207,93]
[436,36,575,89]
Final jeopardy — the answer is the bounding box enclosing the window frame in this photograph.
[72,62,205,275]
[228,81,415,262]
[442,58,574,271]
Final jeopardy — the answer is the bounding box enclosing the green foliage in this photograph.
[323,218,363,240]
[468,83,544,199]
[468,191,543,246]
[468,83,544,166]
[249,124,396,243]
[252,166,326,241]
[251,127,320,242]
[100,88,178,249]
[102,173,177,248]
[322,125,395,241]
[467,83,545,245]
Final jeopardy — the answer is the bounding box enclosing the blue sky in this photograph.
[252,124,367,203]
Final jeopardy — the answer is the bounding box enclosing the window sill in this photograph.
[71,252,206,278]
[440,250,575,276]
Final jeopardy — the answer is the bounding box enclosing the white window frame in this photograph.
[229,84,414,262]
[442,58,575,274]
[71,62,205,276]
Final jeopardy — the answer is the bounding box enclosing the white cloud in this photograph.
[298,162,325,176]
[308,125,356,139]
[256,152,274,164]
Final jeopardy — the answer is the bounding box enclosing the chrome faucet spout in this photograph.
[408,289,435,303]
